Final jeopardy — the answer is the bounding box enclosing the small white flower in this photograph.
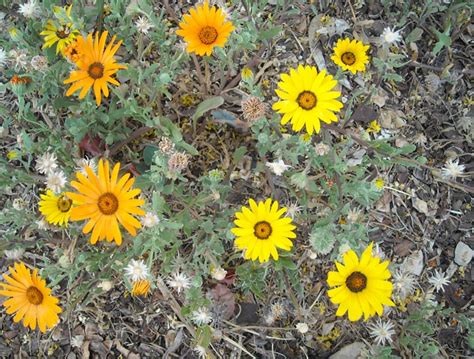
[4,248,25,261]
[367,318,396,346]
[0,47,7,67]
[141,212,160,228]
[296,322,309,334]
[428,269,450,293]
[36,152,58,174]
[286,202,302,220]
[18,0,40,18]
[314,143,330,156]
[135,16,154,35]
[75,157,97,175]
[392,269,417,300]
[211,266,227,281]
[441,158,465,179]
[124,259,149,282]
[36,218,50,230]
[191,307,212,326]
[9,49,28,70]
[381,27,402,45]
[71,335,84,349]
[193,345,207,359]
[46,170,67,193]
[265,159,291,176]
[12,198,26,211]
[166,272,191,293]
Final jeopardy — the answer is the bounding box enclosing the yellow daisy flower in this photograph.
[331,38,370,74]
[38,190,73,227]
[63,40,80,63]
[40,6,79,55]
[231,198,296,263]
[327,243,394,321]
[63,31,127,106]
[176,1,235,56]
[0,262,62,333]
[272,65,343,135]
[66,159,145,246]
[131,279,151,297]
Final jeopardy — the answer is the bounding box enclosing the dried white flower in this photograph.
[367,318,396,346]
[36,152,58,174]
[45,170,67,193]
[141,212,160,228]
[18,0,40,19]
[158,137,175,155]
[12,198,26,211]
[392,269,417,300]
[266,159,291,176]
[0,47,7,67]
[193,345,207,359]
[75,157,97,175]
[9,49,28,70]
[314,143,330,156]
[36,218,50,230]
[191,307,212,326]
[135,16,154,35]
[241,96,266,121]
[441,159,465,179]
[124,259,149,282]
[168,151,189,173]
[30,55,48,71]
[296,322,309,334]
[4,248,25,261]
[211,266,227,281]
[428,269,450,293]
[380,27,402,45]
[347,208,361,224]
[166,272,191,293]
[271,302,286,319]
[98,281,114,292]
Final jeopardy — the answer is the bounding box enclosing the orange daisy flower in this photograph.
[63,31,127,106]
[66,159,145,245]
[0,262,62,332]
[176,1,235,56]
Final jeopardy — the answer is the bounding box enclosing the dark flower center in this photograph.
[254,221,272,239]
[199,26,218,45]
[56,26,71,39]
[346,271,367,292]
[297,91,317,110]
[98,193,119,215]
[341,52,356,65]
[88,62,104,79]
[57,195,72,212]
[26,286,44,305]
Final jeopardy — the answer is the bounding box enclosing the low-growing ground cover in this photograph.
[0,0,472,358]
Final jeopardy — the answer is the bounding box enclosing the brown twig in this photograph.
[107,126,151,157]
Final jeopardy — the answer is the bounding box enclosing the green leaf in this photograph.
[309,223,336,255]
[232,146,247,163]
[258,26,282,40]
[143,145,158,166]
[192,96,225,122]
[405,27,423,43]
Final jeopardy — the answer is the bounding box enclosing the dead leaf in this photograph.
[210,284,236,320]
[454,241,473,266]
[351,105,378,124]
[394,240,414,257]
[412,198,429,215]
[403,250,424,276]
